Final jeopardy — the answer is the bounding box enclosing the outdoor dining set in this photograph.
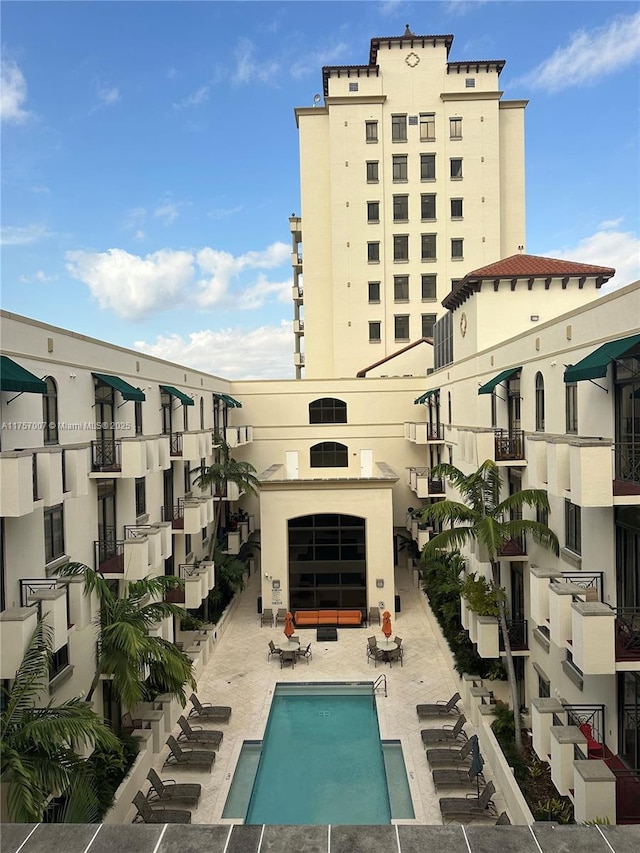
[266,610,312,667]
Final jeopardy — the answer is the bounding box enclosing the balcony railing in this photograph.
[615,441,640,485]
[425,423,445,441]
[91,439,122,472]
[169,433,183,457]
[94,530,124,573]
[615,608,640,661]
[562,571,603,601]
[498,619,528,651]
[20,578,70,617]
[162,502,184,530]
[494,429,525,461]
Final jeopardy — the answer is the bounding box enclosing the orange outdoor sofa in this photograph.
[293,609,363,628]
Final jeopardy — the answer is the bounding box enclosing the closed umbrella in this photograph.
[468,734,484,796]
[283,611,294,639]
[381,610,392,639]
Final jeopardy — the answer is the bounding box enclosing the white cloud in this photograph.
[195,242,290,307]
[1,59,30,123]
[544,227,640,292]
[66,248,194,320]
[20,270,58,284]
[207,205,243,221]
[442,0,489,17]
[378,1,403,17]
[237,276,292,310]
[289,42,350,80]
[154,202,181,225]
[233,38,280,85]
[172,85,210,110]
[134,320,295,380]
[1,224,50,246]
[31,185,50,195]
[515,11,640,92]
[97,85,120,105]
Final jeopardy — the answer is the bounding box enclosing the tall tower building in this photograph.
[291,26,527,379]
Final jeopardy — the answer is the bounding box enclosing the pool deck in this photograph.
[148,561,507,826]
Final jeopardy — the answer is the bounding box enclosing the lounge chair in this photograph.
[177,715,223,748]
[432,767,485,793]
[260,608,274,627]
[163,736,215,771]
[132,790,191,823]
[188,694,232,722]
[268,640,282,661]
[439,780,497,824]
[426,736,475,768]
[416,692,461,719]
[295,642,312,664]
[146,769,201,807]
[420,714,468,746]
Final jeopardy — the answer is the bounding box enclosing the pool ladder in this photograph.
[373,674,387,698]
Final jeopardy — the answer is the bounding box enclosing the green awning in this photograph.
[1,356,47,394]
[160,384,194,405]
[564,334,640,383]
[414,389,439,405]
[478,367,522,395]
[214,392,242,409]
[93,373,146,402]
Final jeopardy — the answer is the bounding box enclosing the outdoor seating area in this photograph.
[365,613,404,667]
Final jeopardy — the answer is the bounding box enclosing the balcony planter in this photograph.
[573,760,616,824]
[571,601,615,675]
[529,566,562,626]
[531,697,565,762]
[550,725,587,795]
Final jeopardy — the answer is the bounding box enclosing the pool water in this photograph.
[222,682,414,825]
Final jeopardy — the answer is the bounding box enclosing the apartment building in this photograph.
[291,26,528,379]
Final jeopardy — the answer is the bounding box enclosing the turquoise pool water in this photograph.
[222,682,414,825]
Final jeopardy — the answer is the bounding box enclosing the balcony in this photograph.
[407,467,445,499]
[291,252,303,270]
[498,619,528,652]
[225,425,253,449]
[0,450,37,516]
[294,352,305,367]
[404,422,445,444]
[292,285,304,303]
[293,319,304,335]
[162,503,184,530]
[90,438,147,478]
[494,429,525,462]
[614,441,640,500]
[20,579,70,654]
[182,431,210,462]
[124,524,163,571]
[569,440,614,506]
[36,449,65,506]
[94,531,124,574]
[169,432,183,457]
[91,439,121,472]
[0,605,39,679]
[614,608,640,662]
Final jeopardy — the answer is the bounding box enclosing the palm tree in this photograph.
[420,459,559,752]
[193,436,260,551]
[1,619,120,822]
[53,565,197,709]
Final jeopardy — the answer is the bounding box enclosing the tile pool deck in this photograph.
[148,562,508,825]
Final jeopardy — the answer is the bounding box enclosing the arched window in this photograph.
[309,398,347,424]
[43,376,58,445]
[535,372,545,432]
[310,441,348,468]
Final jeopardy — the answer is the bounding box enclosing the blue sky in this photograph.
[2,1,639,379]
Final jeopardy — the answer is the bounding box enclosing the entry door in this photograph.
[97,480,117,562]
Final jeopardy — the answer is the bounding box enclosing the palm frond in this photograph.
[502,518,560,555]
[419,500,477,525]
[421,526,474,561]
[1,619,52,728]
[496,488,550,516]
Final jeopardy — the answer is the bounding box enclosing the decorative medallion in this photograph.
[460,312,468,337]
[405,52,420,68]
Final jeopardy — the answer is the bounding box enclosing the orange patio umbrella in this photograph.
[283,611,295,639]
[381,610,392,639]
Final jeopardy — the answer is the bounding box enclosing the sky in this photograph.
[2,1,639,379]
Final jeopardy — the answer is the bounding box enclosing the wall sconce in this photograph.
[530,315,540,322]
[264,573,271,580]
[376,579,384,588]
[69,372,77,379]
[378,601,384,609]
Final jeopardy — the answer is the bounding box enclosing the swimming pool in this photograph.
[222,682,414,825]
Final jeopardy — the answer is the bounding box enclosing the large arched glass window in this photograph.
[43,376,58,445]
[310,442,348,468]
[309,398,347,424]
[535,372,545,432]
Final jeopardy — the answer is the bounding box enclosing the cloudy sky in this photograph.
[2,1,639,378]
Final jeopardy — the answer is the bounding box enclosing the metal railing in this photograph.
[169,433,183,456]
[553,703,605,751]
[426,423,445,441]
[408,467,444,495]
[614,608,640,660]
[162,502,184,529]
[91,439,121,471]
[94,529,124,572]
[19,579,69,617]
[562,571,604,601]
[494,429,525,461]
[498,619,528,651]
[615,441,640,484]
[178,562,200,579]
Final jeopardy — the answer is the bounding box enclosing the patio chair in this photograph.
[368,607,380,626]
[188,694,232,722]
[432,767,486,793]
[177,715,223,748]
[387,646,403,667]
[260,607,274,627]
[163,736,215,771]
[439,780,497,824]
[146,769,201,807]
[132,791,191,824]
[416,692,461,719]
[275,608,287,626]
[426,736,475,768]
[268,640,282,661]
[394,636,403,656]
[280,649,296,668]
[420,714,468,746]
[295,642,312,664]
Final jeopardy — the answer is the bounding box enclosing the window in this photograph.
[368,282,380,303]
[565,500,581,555]
[451,238,464,259]
[199,397,205,430]
[421,234,437,260]
[365,121,378,142]
[366,161,379,182]
[420,154,436,180]
[202,526,207,543]
[421,194,436,220]
[43,377,58,445]
[450,117,462,139]
[392,154,408,181]
[393,195,409,222]
[391,114,407,141]
[309,398,347,424]
[185,533,192,557]
[422,314,437,338]
[451,278,462,290]
[419,113,435,141]
[490,391,497,428]
[465,78,475,88]
[135,477,146,517]
[49,644,69,682]
[44,504,64,564]
[535,372,545,432]
[367,201,380,223]
[394,315,410,341]
[184,461,191,494]
[183,402,189,431]
[451,198,463,219]
[134,400,143,435]
[367,242,380,263]
[349,82,358,92]
[394,276,409,301]
[566,380,578,434]
[538,673,551,698]
[433,312,453,370]
[369,321,381,342]
[161,390,172,435]
[310,442,348,468]
[422,274,437,300]
[448,391,452,423]
[536,504,549,527]
[393,235,409,261]
[450,158,463,179]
